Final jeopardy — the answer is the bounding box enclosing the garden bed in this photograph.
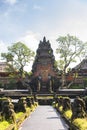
[0,101,38,130]
[53,96,87,130]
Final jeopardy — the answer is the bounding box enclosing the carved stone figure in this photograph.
[71,96,86,120]
[1,98,16,123]
[62,97,71,111]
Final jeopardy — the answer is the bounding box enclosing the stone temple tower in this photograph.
[31,37,58,93]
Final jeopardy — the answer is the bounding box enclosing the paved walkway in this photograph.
[19,105,69,130]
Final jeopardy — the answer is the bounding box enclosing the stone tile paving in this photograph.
[19,105,69,130]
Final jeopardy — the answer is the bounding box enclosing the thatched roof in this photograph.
[73,58,87,70]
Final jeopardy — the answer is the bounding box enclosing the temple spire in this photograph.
[31,37,58,93]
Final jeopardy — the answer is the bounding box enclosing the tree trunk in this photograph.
[61,68,66,88]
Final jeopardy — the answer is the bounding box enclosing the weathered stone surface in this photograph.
[31,37,59,93]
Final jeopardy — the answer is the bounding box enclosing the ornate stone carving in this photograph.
[31,37,58,93]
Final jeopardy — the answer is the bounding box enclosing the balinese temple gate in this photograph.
[31,37,59,93]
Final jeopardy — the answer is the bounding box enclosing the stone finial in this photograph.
[40,40,42,44]
[43,36,46,42]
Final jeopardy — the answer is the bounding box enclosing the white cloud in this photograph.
[33,5,43,11]
[1,0,87,70]
[61,0,87,42]
[18,31,58,56]
[18,31,42,52]
[0,32,41,71]
[17,31,41,71]
[4,0,17,5]
[0,40,9,61]
[0,40,8,53]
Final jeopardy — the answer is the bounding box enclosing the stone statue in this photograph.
[71,96,86,120]
[62,97,71,111]
[58,97,63,108]
[37,74,42,92]
[48,74,53,92]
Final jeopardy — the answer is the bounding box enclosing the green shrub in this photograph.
[15,112,24,119]
[59,106,63,112]
[63,110,72,120]
[69,84,84,89]
[0,121,11,130]
[73,118,87,130]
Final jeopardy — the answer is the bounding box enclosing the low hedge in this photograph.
[0,102,38,130]
[72,118,87,130]
[0,121,11,130]
[53,96,87,130]
[63,110,72,120]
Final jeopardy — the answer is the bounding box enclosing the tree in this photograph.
[1,42,35,78]
[56,34,87,88]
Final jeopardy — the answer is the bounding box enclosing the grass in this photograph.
[37,96,53,99]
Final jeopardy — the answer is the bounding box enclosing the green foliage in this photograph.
[55,60,65,70]
[59,106,63,112]
[83,78,87,87]
[73,118,87,130]
[0,121,11,130]
[69,84,84,89]
[0,96,38,130]
[6,82,17,89]
[56,34,87,86]
[15,112,24,119]
[56,34,86,65]
[1,42,35,77]
[63,110,72,120]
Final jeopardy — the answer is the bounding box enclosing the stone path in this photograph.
[19,105,69,130]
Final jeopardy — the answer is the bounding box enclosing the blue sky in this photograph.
[0,0,87,70]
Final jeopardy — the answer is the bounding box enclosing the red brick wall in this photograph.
[33,64,56,81]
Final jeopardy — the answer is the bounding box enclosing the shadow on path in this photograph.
[19,105,69,130]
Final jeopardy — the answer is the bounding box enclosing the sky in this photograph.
[0,0,87,71]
